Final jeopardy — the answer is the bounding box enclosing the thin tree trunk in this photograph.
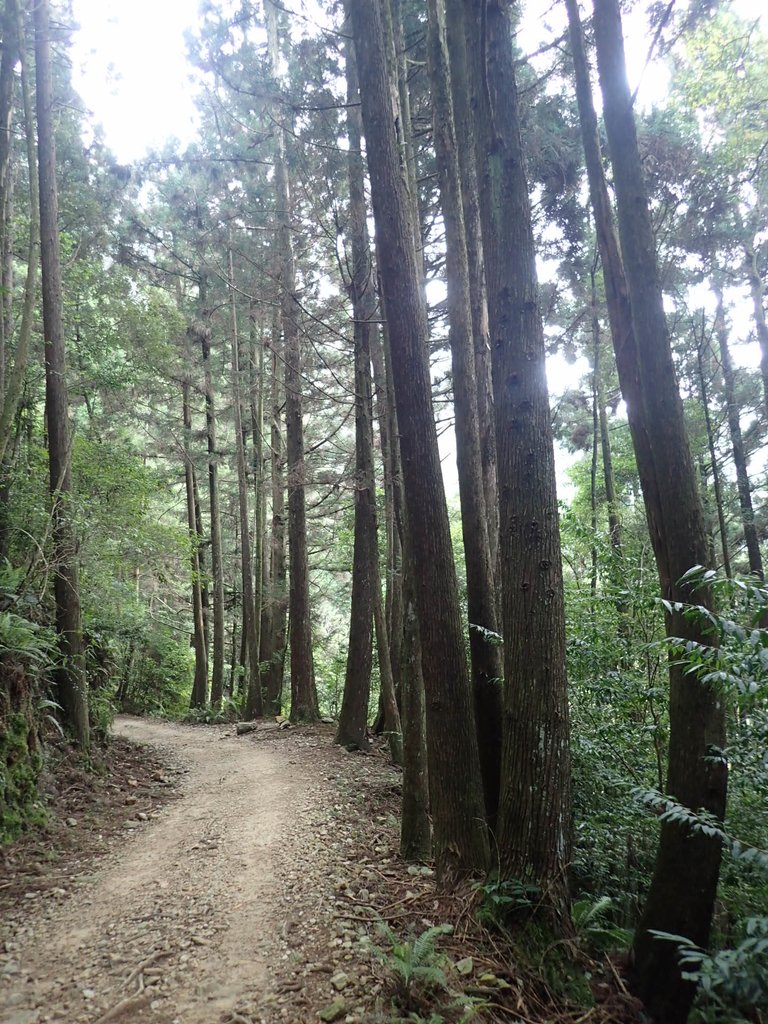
[372,327,403,696]
[249,301,265,706]
[426,0,503,829]
[350,0,489,876]
[266,1,317,724]
[372,579,403,765]
[183,384,208,710]
[398,570,431,862]
[192,466,210,662]
[443,0,499,588]
[34,0,89,751]
[336,14,380,750]
[591,2,728,1018]
[228,244,262,720]
[744,243,768,419]
[695,325,732,579]
[712,283,763,579]
[194,274,225,708]
[466,0,571,920]
[0,0,16,403]
[591,268,622,558]
[260,310,288,714]
[0,1,38,466]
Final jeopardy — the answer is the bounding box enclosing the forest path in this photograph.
[1,715,352,1024]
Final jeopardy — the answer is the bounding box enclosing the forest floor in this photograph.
[0,716,642,1024]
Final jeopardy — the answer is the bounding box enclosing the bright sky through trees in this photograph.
[70,0,201,162]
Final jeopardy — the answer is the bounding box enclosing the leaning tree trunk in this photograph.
[266,1,317,724]
[350,0,489,876]
[426,0,503,830]
[34,0,89,751]
[465,0,571,922]
[591,2,728,1019]
[712,282,763,579]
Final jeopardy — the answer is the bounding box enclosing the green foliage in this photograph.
[183,698,241,725]
[472,877,542,927]
[651,918,768,1023]
[0,711,45,843]
[373,919,453,1014]
[571,896,632,952]
[0,611,57,670]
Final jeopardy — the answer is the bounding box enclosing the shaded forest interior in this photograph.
[2,1,768,1022]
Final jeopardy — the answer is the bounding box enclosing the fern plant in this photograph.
[372,919,453,1012]
[572,895,632,951]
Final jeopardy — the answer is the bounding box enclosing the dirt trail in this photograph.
[0,716,346,1024]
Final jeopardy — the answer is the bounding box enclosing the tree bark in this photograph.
[712,283,762,579]
[265,2,317,724]
[260,305,288,715]
[466,0,571,919]
[0,0,16,405]
[695,325,732,579]
[336,15,380,751]
[426,0,503,829]
[195,280,225,709]
[183,383,208,710]
[744,242,768,420]
[590,2,728,1018]
[350,0,489,875]
[34,0,89,751]
[443,0,499,588]
[228,244,262,720]
[0,0,38,467]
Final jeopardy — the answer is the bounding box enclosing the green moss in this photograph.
[0,712,46,843]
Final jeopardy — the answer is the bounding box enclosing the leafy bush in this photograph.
[651,918,768,1023]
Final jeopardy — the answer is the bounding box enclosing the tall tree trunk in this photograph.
[744,243,768,420]
[34,0,89,751]
[195,282,225,709]
[350,0,489,876]
[0,0,15,405]
[591,268,622,559]
[249,304,266,710]
[695,325,732,579]
[183,383,208,710]
[371,327,403,696]
[192,466,210,662]
[260,309,288,715]
[398,568,431,861]
[228,244,262,720]
[443,0,499,588]
[336,14,380,751]
[466,0,571,919]
[266,1,317,724]
[712,283,763,579]
[426,0,503,829]
[0,0,16,403]
[591,2,728,1018]
[0,0,38,466]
